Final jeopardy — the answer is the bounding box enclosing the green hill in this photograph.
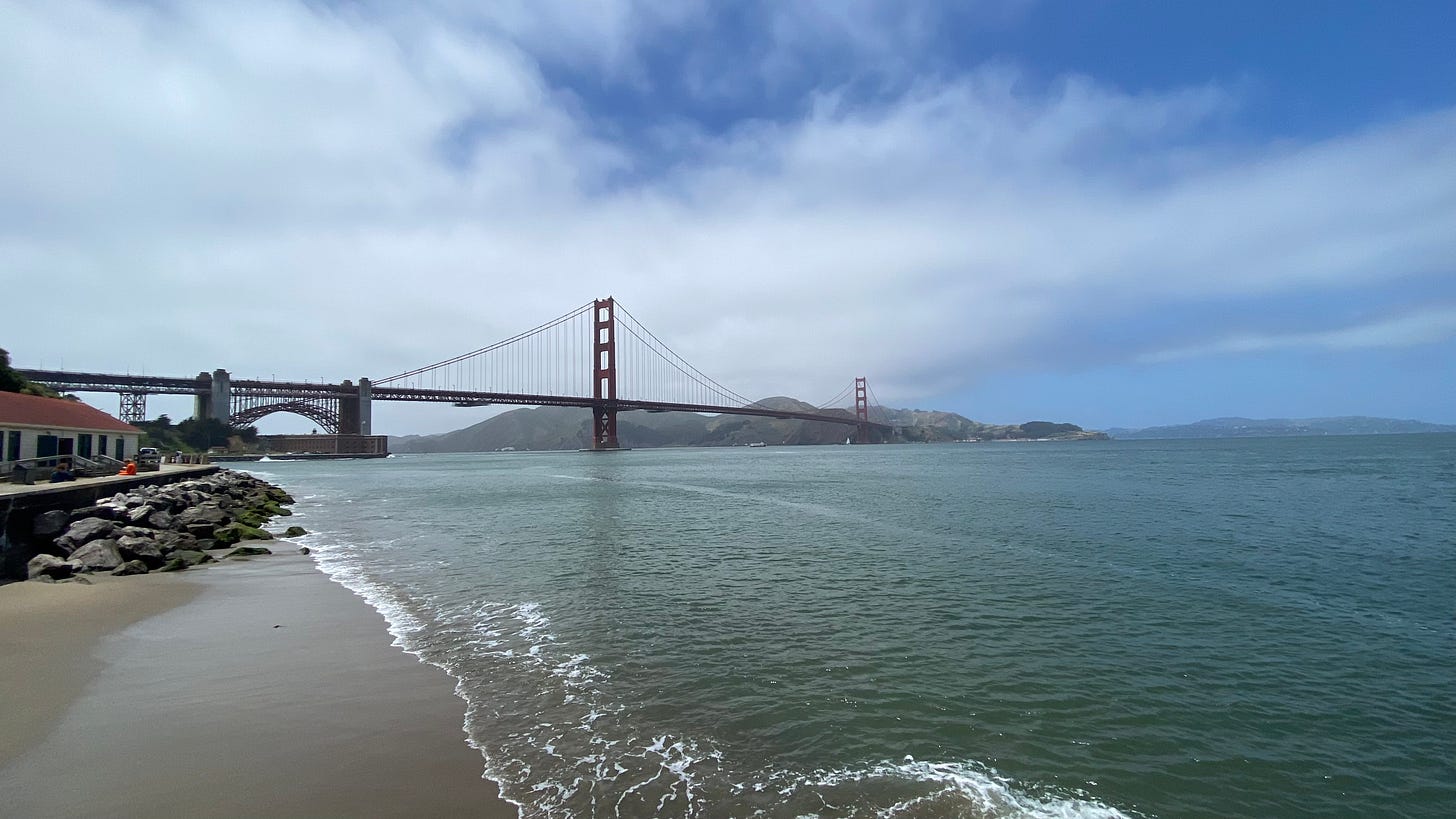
[390,399,1103,452]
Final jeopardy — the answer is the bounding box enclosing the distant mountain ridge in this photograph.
[1106,416,1456,439]
[390,398,1106,453]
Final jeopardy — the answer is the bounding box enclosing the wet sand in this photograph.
[0,554,516,818]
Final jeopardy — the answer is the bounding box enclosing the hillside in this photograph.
[390,399,1105,453]
[1106,416,1456,439]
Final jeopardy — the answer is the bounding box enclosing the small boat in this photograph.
[747,441,767,448]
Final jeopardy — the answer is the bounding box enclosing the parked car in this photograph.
[136,447,162,472]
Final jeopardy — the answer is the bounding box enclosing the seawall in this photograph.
[0,466,220,580]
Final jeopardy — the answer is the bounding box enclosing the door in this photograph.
[114,439,125,461]
[37,435,58,459]
[79,434,93,458]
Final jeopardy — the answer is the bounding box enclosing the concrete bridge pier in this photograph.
[210,369,231,423]
[358,378,372,436]
[334,378,373,436]
[339,380,360,435]
[193,369,232,423]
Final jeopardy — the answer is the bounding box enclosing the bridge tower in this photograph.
[591,297,620,449]
[854,376,871,444]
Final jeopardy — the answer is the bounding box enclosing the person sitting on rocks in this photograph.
[49,462,75,482]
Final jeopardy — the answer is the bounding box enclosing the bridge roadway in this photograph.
[16,369,890,433]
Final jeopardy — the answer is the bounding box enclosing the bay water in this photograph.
[245,435,1454,817]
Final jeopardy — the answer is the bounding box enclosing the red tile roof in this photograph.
[0,391,140,433]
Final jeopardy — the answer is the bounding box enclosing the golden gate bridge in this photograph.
[20,297,893,449]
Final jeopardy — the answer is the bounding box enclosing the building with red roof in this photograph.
[0,391,141,467]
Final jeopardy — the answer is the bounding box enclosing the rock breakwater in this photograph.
[24,471,306,582]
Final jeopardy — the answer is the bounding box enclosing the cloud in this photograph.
[2,1,1452,432]
[1138,307,1456,363]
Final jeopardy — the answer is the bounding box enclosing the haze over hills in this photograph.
[389,397,1106,453]
[1105,416,1456,439]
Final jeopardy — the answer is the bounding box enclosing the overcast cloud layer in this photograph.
[3,1,1453,433]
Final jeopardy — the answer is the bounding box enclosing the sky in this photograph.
[3,0,1454,434]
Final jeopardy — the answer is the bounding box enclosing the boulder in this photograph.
[27,554,75,580]
[154,531,202,554]
[59,575,94,585]
[223,545,273,559]
[116,535,164,568]
[175,505,229,529]
[170,550,214,567]
[55,518,118,554]
[69,539,125,572]
[112,560,150,576]
[283,526,308,538]
[69,503,123,522]
[126,505,157,525]
[33,509,72,539]
[213,523,273,547]
[298,546,311,555]
[146,509,175,530]
[157,557,188,572]
[234,510,268,529]
[184,522,219,539]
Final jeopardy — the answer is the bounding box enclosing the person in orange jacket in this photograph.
[118,460,137,476]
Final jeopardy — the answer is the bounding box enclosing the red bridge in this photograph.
[21,297,892,449]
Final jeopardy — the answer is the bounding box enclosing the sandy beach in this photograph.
[0,552,516,818]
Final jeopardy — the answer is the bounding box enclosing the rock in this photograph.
[30,574,57,584]
[170,550,214,567]
[213,523,273,547]
[112,560,150,576]
[175,505,229,529]
[223,545,273,559]
[154,530,201,554]
[157,557,188,572]
[60,575,93,585]
[184,522,219,539]
[116,535,164,568]
[32,509,71,539]
[146,509,174,530]
[283,526,308,538]
[27,554,74,580]
[126,505,157,525]
[235,510,268,529]
[69,503,123,522]
[298,546,311,555]
[55,518,118,554]
[68,539,125,572]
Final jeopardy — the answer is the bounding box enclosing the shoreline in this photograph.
[0,550,517,818]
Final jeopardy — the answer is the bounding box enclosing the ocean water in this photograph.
[245,435,1455,818]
